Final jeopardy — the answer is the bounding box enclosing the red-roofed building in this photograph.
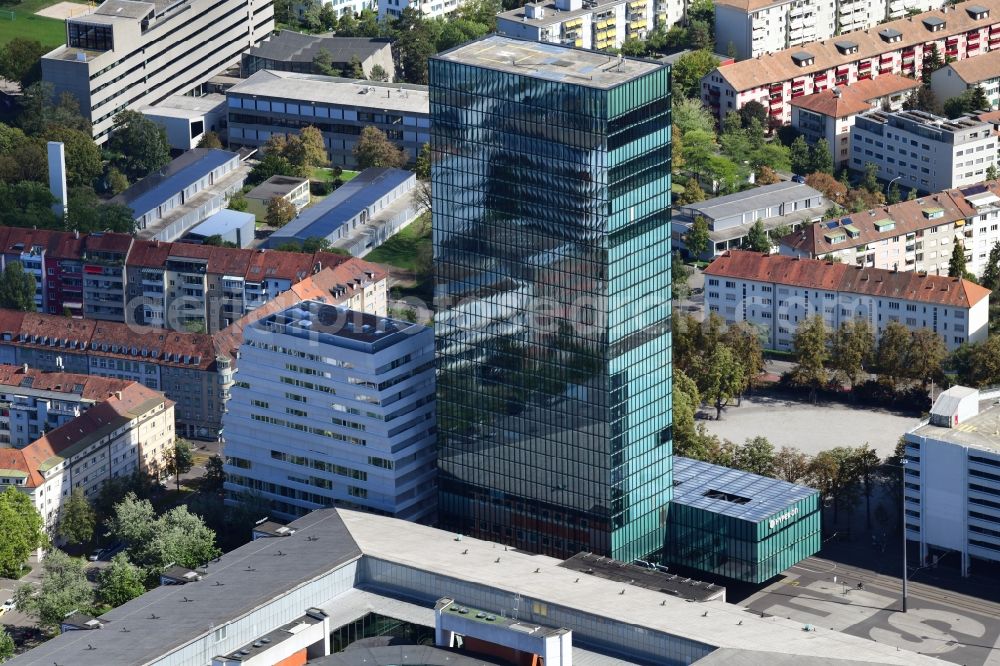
[704,250,989,350]
[0,373,173,532]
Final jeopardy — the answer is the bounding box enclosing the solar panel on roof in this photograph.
[841,218,852,225]
[961,184,989,196]
[826,221,839,229]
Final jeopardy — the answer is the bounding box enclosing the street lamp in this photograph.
[886,175,903,201]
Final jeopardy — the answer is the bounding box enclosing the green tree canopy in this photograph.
[792,315,828,401]
[732,436,776,477]
[354,126,407,169]
[830,320,873,388]
[0,261,36,311]
[0,486,45,577]
[742,219,770,252]
[109,110,171,181]
[699,344,746,420]
[672,50,719,99]
[414,142,431,180]
[685,215,711,258]
[266,195,297,227]
[170,439,194,491]
[789,135,811,175]
[14,549,93,628]
[97,553,146,608]
[0,627,12,662]
[198,131,223,149]
[58,487,95,545]
[0,38,46,89]
[875,320,911,388]
[949,241,969,278]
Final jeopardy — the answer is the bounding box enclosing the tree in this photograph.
[97,553,146,607]
[739,101,767,130]
[0,262,36,311]
[672,50,719,99]
[672,97,716,136]
[862,161,879,193]
[808,447,860,524]
[14,549,93,629]
[247,153,298,186]
[809,138,833,174]
[105,166,129,195]
[267,195,297,227]
[830,320,873,388]
[318,2,337,30]
[369,63,389,82]
[733,436,776,476]
[875,320,911,388]
[949,241,968,278]
[0,628,12,662]
[58,488,95,546]
[414,142,431,180]
[790,135,811,175]
[887,180,901,204]
[0,38,46,89]
[922,44,943,84]
[743,219,770,252]
[354,126,407,169]
[700,345,746,420]
[982,241,1000,291]
[228,191,249,212]
[392,7,437,84]
[676,178,706,205]
[806,171,848,203]
[43,125,102,188]
[906,85,942,115]
[295,126,328,169]
[619,38,647,57]
[66,188,137,234]
[685,215,711,258]
[198,131,223,149]
[204,455,225,492]
[170,439,194,491]
[792,315,828,402]
[851,444,882,529]
[109,111,170,181]
[774,446,810,483]
[672,368,701,456]
[313,48,337,76]
[0,487,45,578]
[756,165,781,185]
[907,328,947,386]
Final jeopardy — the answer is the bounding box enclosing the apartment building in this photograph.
[223,301,436,521]
[702,0,1000,124]
[379,0,466,19]
[790,75,921,171]
[0,372,173,531]
[704,250,990,351]
[903,386,1000,578]
[782,178,1000,278]
[672,181,827,260]
[227,71,429,168]
[40,0,274,143]
[241,31,396,80]
[111,149,248,243]
[851,110,997,192]
[931,48,1000,109]
[716,0,946,60]
[81,232,132,322]
[497,0,666,52]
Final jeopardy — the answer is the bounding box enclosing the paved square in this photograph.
[34,2,90,19]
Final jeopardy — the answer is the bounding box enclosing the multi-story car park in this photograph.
[781,177,1000,278]
[849,110,998,192]
[223,301,437,521]
[702,0,1000,124]
[904,386,1000,577]
[703,250,990,351]
[41,0,273,143]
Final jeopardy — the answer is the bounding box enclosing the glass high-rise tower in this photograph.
[430,36,673,563]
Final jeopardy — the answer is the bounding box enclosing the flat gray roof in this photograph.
[246,175,309,201]
[141,94,226,120]
[8,510,362,666]
[909,402,1000,453]
[246,30,391,64]
[497,0,622,29]
[434,35,663,89]
[228,70,429,115]
[672,457,817,523]
[680,181,824,222]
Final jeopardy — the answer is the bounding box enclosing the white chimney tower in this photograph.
[47,141,68,218]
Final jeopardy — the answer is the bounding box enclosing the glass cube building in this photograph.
[666,457,821,584]
[430,36,673,563]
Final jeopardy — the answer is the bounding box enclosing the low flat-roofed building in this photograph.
[704,249,991,351]
[245,174,311,220]
[227,71,429,168]
[241,31,395,82]
[111,149,249,242]
[266,168,419,256]
[140,94,228,151]
[672,181,827,260]
[931,48,1000,110]
[6,507,944,666]
[666,457,821,584]
[904,386,1000,576]
[790,75,922,170]
[183,209,256,248]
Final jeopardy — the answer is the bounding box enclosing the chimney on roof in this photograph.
[21,363,27,373]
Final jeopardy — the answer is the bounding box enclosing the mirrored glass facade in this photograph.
[430,37,672,563]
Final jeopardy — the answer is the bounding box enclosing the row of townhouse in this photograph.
[0,264,386,440]
[781,177,1000,277]
[704,250,990,351]
[0,374,173,532]
[702,0,1000,125]
[0,228,387,334]
[716,0,948,60]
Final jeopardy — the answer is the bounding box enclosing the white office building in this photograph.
[41,0,273,143]
[497,0,670,52]
[223,300,436,522]
[850,109,999,193]
[904,386,1000,577]
[704,250,990,351]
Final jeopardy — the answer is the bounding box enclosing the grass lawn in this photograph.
[365,213,430,272]
[0,0,75,48]
[311,167,359,183]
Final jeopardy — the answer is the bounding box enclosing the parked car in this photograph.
[791,174,806,183]
[0,599,14,616]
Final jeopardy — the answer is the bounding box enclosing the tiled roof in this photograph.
[0,366,132,400]
[126,239,172,268]
[714,0,1000,92]
[705,250,990,308]
[714,0,790,13]
[0,229,85,260]
[82,232,133,255]
[780,184,985,256]
[790,74,921,118]
[942,47,1000,84]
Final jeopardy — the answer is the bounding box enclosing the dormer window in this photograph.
[791,50,815,67]
[923,16,946,32]
[879,28,903,43]
[834,40,858,55]
[966,4,989,19]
